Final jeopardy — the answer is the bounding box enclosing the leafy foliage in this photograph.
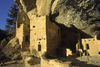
[5,3,19,36]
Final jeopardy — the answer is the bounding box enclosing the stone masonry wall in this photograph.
[82,36,100,56]
[46,16,62,57]
[16,11,30,51]
[27,11,47,57]
[41,53,72,67]
[16,23,24,46]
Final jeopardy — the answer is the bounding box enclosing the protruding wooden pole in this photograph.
[79,33,82,61]
[86,50,89,63]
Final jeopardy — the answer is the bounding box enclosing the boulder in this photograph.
[14,0,37,13]
[36,0,53,16]
[0,38,8,47]
[0,37,12,50]
[2,37,22,60]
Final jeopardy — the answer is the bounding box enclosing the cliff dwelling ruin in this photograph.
[5,0,100,67]
[15,10,100,67]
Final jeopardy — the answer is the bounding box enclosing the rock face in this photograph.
[36,0,53,16]
[2,37,22,60]
[15,0,100,37]
[53,0,100,37]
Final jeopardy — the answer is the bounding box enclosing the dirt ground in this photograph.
[59,56,100,67]
[0,56,100,67]
[0,63,40,67]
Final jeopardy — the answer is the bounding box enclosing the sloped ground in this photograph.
[0,63,24,67]
[0,64,40,67]
[1,56,100,67]
[59,56,100,67]
[0,63,40,67]
[78,56,100,66]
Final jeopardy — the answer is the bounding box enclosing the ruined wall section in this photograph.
[16,11,24,45]
[27,12,47,57]
[46,16,61,57]
[41,58,72,67]
[41,53,73,67]
[16,11,30,51]
[16,23,24,45]
[22,13,30,51]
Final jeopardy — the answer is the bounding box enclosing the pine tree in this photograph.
[5,3,19,36]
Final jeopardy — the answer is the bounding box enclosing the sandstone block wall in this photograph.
[16,11,30,50]
[82,36,100,56]
[28,12,47,57]
[16,23,24,45]
[46,16,61,57]
[27,9,62,57]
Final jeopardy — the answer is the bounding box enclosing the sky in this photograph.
[0,0,15,30]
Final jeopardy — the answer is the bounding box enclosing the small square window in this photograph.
[28,25,30,27]
[33,26,35,28]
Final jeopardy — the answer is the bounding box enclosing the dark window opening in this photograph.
[33,26,35,28]
[24,23,26,25]
[9,55,12,57]
[25,36,29,41]
[86,44,89,49]
[98,52,100,54]
[58,29,59,36]
[74,31,78,33]
[38,15,41,17]
[38,45,41,51]
[39,39,41,40]
[97,33,100,40]
[28,25,30,27]
[17,23,20,28]
[63,35,66,37]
